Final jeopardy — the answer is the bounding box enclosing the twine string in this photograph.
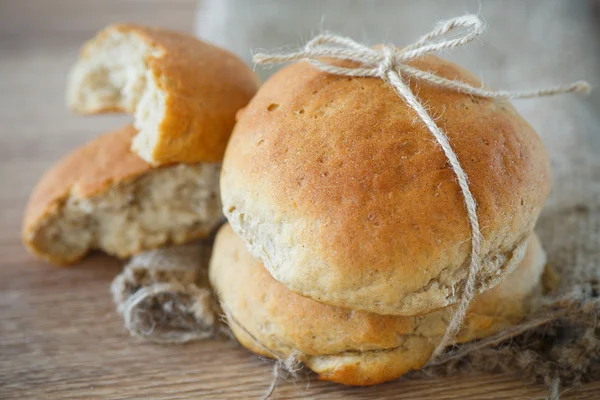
[220,303,301,399]
[253,14,590,362]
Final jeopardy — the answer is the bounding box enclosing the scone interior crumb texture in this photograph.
[23,126,222,265]
[32,165,220,263]
[67,28,166,164]
[210,224,547,386]
[67,29,160,114]
[26,165,221,264]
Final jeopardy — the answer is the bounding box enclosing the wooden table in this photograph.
[0,1,598,398]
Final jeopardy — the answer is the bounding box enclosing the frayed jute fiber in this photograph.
[110,14,597,400]
[111,242,221,344]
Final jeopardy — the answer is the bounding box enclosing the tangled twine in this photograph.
[118,282,215,344]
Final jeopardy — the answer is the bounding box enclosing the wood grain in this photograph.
[0,1,598,398]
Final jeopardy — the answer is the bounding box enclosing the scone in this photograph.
[67,24,259,165]
[221,55,551,316]
[22,125,221,265]
[210,224,547,386]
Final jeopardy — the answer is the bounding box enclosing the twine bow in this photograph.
[254,14,590,362]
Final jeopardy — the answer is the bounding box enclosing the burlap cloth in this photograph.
[111,242,221,343]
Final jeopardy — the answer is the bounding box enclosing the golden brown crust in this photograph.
[221,55,551,315]
[76,24,259,164]
[210,224,547,385]
[23,125,149,242]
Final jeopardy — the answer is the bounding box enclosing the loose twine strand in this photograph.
[253,14,590,369]
[220,303,301,399]
[428,286,600,367]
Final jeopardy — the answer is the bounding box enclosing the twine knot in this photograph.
[378,44,397,79]
[253,13,590,368]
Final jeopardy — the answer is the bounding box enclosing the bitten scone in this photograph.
[221,55,551,316]
[22,125,222,265]
[210,224,547,386]
[67,24,259,165]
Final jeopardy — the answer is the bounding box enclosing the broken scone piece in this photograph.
[112,242,217,343]
[211,224,547,386]
[67,24,259,165]
[22,125,222,265]
[221,56,551,316]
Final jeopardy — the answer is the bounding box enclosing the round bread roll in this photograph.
[221,55,551,315]
[210,224,547,386]
[22,125,221,265]
[67,24,259,166]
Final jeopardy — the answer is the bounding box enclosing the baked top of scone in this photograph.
[221,55,551,316]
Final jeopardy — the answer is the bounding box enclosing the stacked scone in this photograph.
[23,24,258,264]
[211,56,552,384]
